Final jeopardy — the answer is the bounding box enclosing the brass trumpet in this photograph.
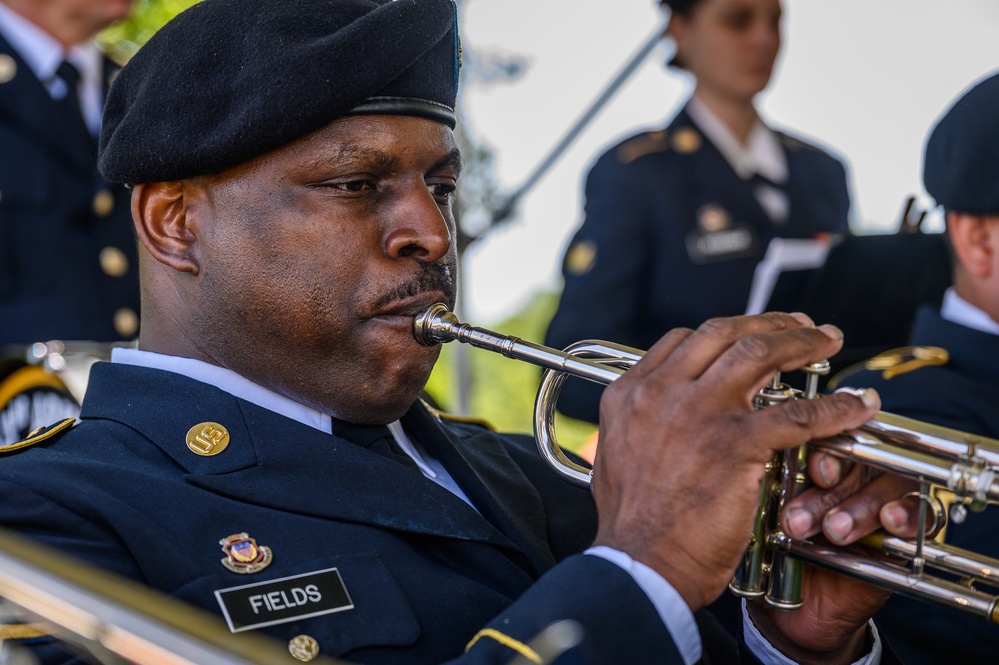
[413,303,999,623]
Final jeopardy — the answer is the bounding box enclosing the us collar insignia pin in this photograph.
[220,533,273,574]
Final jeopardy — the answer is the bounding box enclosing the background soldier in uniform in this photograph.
[545,0,852,424]
[835,70,999,665]
[0,0,138,443]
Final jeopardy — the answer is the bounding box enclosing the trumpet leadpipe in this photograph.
[414,303,626,385]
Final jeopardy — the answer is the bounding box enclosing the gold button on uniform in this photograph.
[0,54,16,84]
[92,189,115,217]
[99,246,129,277]
[186,422,230,456]
[697,204,730,233]
[565,240,597,277]
[671,127,702,154]
[288,635,320,662]
[113,307,138,337]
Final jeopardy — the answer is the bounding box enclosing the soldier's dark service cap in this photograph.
[923,71,999,215]
[99,0,460,184]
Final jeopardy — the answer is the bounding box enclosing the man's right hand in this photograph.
[589,312,879,611]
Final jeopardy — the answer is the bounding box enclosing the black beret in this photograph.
[923,71,999,215]
[99,0,459,184]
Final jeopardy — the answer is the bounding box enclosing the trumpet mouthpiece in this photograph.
[413,303,460,346]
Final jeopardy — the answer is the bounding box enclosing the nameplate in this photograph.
[215,567,354,632]
[686,226,757,264]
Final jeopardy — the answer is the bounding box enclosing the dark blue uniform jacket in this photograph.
[0,362,697,664]
[0,34,139,345]
[839,306,999,665]
[545,107,850,422]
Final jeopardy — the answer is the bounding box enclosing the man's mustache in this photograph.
[371,262,456,312]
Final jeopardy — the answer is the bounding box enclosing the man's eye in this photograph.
[429,182,456,203]
[722,10,753,31]
[333,180,373,192]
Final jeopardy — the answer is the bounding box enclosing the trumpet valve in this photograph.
[802,360,831,399]
[755,380,795,410]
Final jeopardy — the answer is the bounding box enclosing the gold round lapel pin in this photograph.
[186,422,230,456]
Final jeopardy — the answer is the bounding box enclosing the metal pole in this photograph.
[493,19,670,224]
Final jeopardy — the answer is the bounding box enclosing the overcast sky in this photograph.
[455,0,999,323]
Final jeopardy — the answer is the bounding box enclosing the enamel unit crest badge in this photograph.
[220,532,273,574]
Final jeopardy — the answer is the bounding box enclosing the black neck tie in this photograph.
[55,60,92,145]
[750,171,785,191]
[330,419,421,473]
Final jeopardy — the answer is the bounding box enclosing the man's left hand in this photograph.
[746,395,922,664]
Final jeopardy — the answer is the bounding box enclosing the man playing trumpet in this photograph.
[0,1,920,663]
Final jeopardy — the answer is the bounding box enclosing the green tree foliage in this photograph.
[99,0,201,62]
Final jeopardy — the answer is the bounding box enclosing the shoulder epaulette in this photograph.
[420,400,495,431]
[827,346,949,389]
[615,129,671,164]
[0,418,76,455]
[777,133,812,151]
[777,130,836,155]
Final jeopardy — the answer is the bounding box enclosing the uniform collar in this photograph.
[110,348,467,501]
[685,94,787,185]
[112,347,334,433]
[940,287,999,336]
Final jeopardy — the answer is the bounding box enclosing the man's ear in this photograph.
[666,14,687,49]
[132,181,201,275]
[947,211,998,280]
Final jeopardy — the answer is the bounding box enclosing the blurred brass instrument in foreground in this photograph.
[414,303,999,624]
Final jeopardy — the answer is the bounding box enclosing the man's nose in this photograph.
[384,186,453,262]
[749,19,780,52]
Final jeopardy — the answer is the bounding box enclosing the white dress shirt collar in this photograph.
[686,94,788,185]
[940,287,999,336]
